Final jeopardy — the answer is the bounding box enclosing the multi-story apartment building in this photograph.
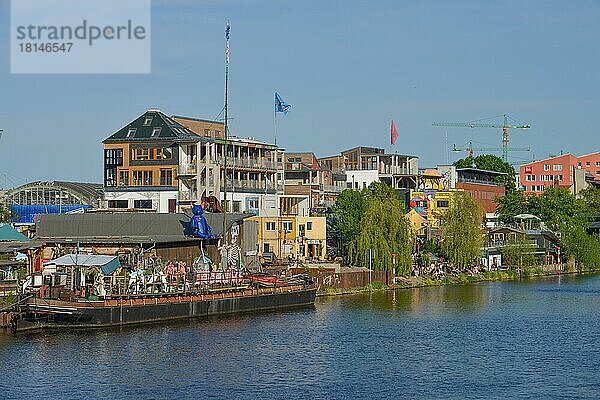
[283,152,345,211]
[249,215,327,261]
[519,152,600,194]
[322,146,419,191]
[102,109,199,212]
[102,110,283,215]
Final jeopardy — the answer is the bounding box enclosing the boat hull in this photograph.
[16,285,316,331]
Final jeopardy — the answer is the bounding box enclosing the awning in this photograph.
[48,254,121,275]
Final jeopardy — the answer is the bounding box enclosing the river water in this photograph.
[1,274,599,399]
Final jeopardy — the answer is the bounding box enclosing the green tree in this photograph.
[562,227,600,271]
[454,154,516,191]
[351,184,413,275]
[579,186,600,213]
[496,190,528,223]
[332,188,367,252]
[527,186,589,232]
[0,203,9,223]
[440,191,484,269]
[501,234,536,268]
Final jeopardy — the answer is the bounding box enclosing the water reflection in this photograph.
[2,275,600,399]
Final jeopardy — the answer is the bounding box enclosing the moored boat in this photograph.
[14,275,316,331]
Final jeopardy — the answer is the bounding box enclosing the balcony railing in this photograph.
[225,179,279,192]
[215,156,278,170]
[178,164,197,175]
[179,191,198,201]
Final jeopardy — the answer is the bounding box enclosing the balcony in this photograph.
[178,164,197,176]
[179,191,198,201]
[215,157,278,171]
[225,179,279,193]
[379,165,411,175]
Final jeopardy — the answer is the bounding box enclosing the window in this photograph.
[105,168,117,187]
[134,199,153,209]
[306,221,313,230]
[596,162,600,167]
[133,171,143,186]
[127,128,136,137]
[105,148,123,166]
[143,117,153,126]
[597,171,600,176]
[143,171,153,186]
[232,201,241,212]
[119,170,129,186]
[204,129,211,137]
[215,130,221,137]
[248,198,259,209]
[133,148,150,160]
[436,200,449,208]
[151,127,162,137]
[553,164,563,171]
[544,164,550,171]
[263,243,270,253]
[265,222,275,231]
[282,221,293,232]
[160,169,172,186]
[586,161,591,167]
[108,200,128,208]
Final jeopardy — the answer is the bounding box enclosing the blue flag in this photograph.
[275,92,291,115]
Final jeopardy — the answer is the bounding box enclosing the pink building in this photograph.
[520,152,600,194]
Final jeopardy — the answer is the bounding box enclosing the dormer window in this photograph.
[143,117,153,126]
[127,128,137,137]
[151,127,162,137]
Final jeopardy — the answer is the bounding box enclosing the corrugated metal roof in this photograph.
[35,212,251,244]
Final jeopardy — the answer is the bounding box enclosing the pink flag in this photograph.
[391,120,398,145]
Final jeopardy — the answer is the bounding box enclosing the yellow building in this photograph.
[250,216,327,261]
[409,189,457,230]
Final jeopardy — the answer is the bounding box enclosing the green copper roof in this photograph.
[103,110,201,143]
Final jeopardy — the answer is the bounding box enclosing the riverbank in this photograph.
[316,264,595,296]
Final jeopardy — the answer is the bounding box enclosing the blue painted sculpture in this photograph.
[191,203,215,239]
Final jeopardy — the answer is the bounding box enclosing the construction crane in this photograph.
[433,114,531,162]
[452,140,530,164]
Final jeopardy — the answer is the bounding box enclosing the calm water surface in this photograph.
[1,274,600,399]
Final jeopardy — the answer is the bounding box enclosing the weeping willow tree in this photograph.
[349,183,413,275]
[440,191,484,269]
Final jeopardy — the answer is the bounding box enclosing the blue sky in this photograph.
[1,0,599,186]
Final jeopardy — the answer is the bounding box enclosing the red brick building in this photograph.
[520,152,600,194]
[455,168,506,214]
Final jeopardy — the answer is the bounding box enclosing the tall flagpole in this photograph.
[273,92,278,146]
[223,21,230,252]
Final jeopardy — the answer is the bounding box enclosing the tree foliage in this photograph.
[562,227,600,271]
[333,183,413,275]
[332,188,366,246]
[0,203,9,223]
[454,154,516,191]
[440,191,483,269]
[496,186,589,232]
[501,235,536,268]
[579,186,600,213]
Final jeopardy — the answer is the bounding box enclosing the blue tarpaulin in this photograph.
[11,204,91,223]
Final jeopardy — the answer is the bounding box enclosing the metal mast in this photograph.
[222,21,230,249]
